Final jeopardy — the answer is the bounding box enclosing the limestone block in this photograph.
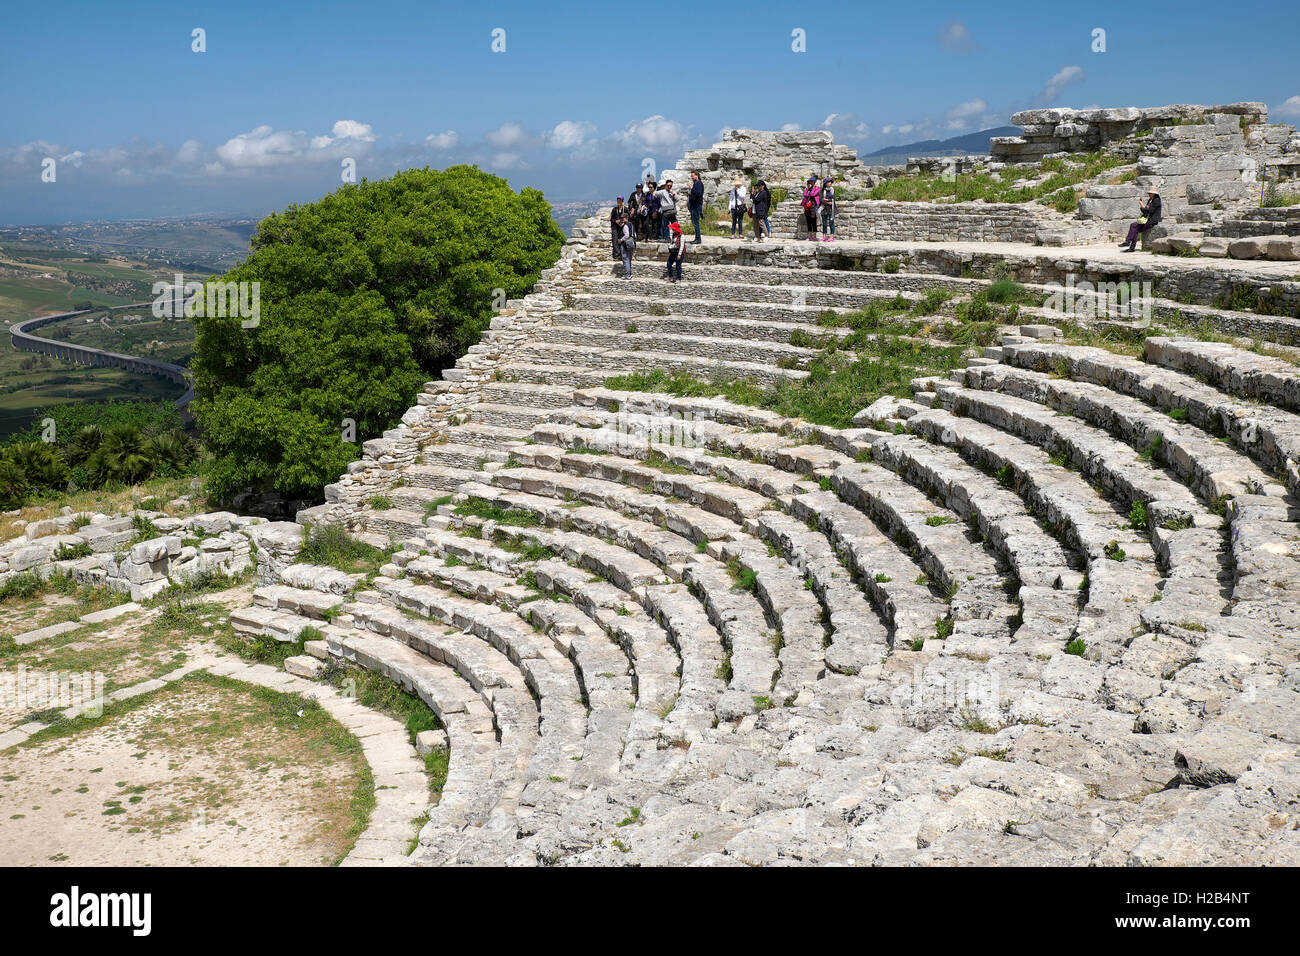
[1228,237,1269,259]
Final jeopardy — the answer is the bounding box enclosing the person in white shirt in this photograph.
[728,178,748,238]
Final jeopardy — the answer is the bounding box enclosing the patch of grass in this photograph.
[298,522,391,575]
[453,496,540,528]
[1065,638,1086,656]
[1104,540,1126,562]
[1127,500,1149,532]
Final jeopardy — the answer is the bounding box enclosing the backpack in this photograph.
[621,230,636,252]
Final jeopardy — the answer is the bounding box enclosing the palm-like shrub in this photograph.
[0,457,28,509]
[6,442,68,492]
[85,425,153,486]
[143,430,191,476]
[65,424,105,466]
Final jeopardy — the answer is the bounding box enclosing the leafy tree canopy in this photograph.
[191,165,564,501]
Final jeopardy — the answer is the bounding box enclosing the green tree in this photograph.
[192,165,563,501]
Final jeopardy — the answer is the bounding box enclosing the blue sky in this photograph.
[2,0,1298,223]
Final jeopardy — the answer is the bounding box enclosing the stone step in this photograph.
[543,308,854,344]
[479,381,578,409]
[506,340,809,387]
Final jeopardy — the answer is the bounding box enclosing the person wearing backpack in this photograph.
[751,180,771,241]
[728,178,748,238]
[801,176,821,240]
[688,171,705,244]
[819,178,837,242]
[619,215,636,279]
[665,221,685,283]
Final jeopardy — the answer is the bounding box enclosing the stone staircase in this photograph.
[232,219,1300,866]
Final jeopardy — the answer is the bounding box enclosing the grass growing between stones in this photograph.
[0,571,132,640]
[298,523,393,575]
[867,152,1126,208]
[606,297,975,428]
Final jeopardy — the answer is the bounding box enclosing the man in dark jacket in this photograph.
[688,171,705,244]
[751,181,771,241]
[1121,188,1162,251]
[610,197,627,259]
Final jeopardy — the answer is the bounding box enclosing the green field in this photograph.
[0,247,190,438]
[0,347,182,439]
[35,306,196,366]
[0,245,171,326]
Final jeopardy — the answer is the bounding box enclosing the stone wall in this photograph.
[663,129,879,206]
[992,102,1269,162]
[768,198,1105,245]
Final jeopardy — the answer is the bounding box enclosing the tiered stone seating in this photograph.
[217,227,1300,866]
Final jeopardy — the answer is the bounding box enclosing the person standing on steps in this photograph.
[619,215,636,280]
[665,221,684,283]
[751,180,772,240]
[644,183,661,243]
[819,177,837,242]
[751,180,770,242]
[655,179,678,240]
[628,184,644,240]
[610,197,628,259]
[688,171,705,244]
[1121,187,1162,252]
[729,177,748,238]
[801,176,821,240]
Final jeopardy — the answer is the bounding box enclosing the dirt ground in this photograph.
[0,585,374,866]
[0,675,371,866]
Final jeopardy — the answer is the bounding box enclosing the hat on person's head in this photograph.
[669,222,682,233]
[733,177,744,186]
[807,176,817,183]
[617,196,624,202]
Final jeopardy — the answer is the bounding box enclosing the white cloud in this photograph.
[1042,66,1085,101]
[781,123,801,132]
[425,130,459,149]
[821,113,870,140]
[215,121,375,169]
[1275,95,1300,118]
[490,152,525,170]
[881,124,916,136]
[485,122,528,148]
[547,120,595,150]
[176,139,203,164]
[616,115,686,149]
[944,98,988,130]
[938,21,973,51]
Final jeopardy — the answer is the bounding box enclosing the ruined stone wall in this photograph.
[992,102,1269,162]
[663,129,878,206]
[768,198,1104,245]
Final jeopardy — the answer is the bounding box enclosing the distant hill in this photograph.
[861,126,1018,165]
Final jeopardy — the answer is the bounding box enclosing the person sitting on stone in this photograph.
[1121,188,1161,252]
